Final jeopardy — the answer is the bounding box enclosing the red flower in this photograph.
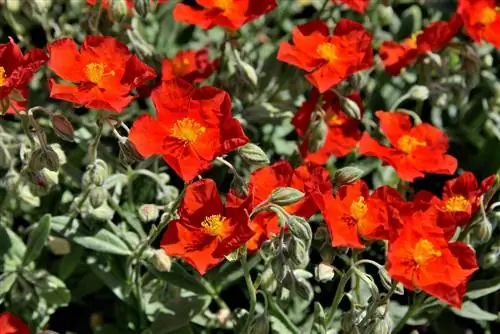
[277,19,373,93]
[0,312,30,334]
[379,14,462,75]
[322,180,397,248]
[161,179,254,275]
[173,0,277,30]
[293,89,362,164]
[162,49,219,84]
[458,0,500,47]
[331,0,369,13]
[359,111,457,182]
[47,36,156,112]
[0,38,47,115]
[129,79,248,181]
[387,206,478,308]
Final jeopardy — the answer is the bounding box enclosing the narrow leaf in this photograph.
[73,229,132,256]
[23,214,51,265]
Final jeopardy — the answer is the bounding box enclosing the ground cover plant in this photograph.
[1,0,500,333]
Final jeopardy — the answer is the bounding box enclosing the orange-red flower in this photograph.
[331,0,369,13]
[129,79,248,181]
[322,180,397,248]
[379,14,462,75]
[0,312,30,334]
[162,49,219,84]
[47,36,156,112]
[293,89,362,164]
[387,206,478,308]
[161,179,254,275]
[173,0,277,30]
[359,111,457,182]
[458,0,500,48]
[277,19,373,93]
[0,38,47,115]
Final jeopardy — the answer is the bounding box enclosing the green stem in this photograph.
[392,292,425,334]
[241,246,257,333]
[314,0,330,19]
[267,293,300,334]
[325,267,355,326]
[135,262,145,330]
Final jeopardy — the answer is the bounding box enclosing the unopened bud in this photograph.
[48,236,71,255]
[269,187,304,206]
[133,0,150,17]
[340,96,362,120]
[408,85,429,101]
[51,114,74,142]
[271,255,288,283]
[289,238,309,268]
[5,0,22,12]
[366,318,391,334]
[308,118,328,153]
[295,278,313,301]
[472,218,493,244]
[333,166,363,187]
[238,143,269,167]
[314,262,335,282]
[82,159,108,187]
[152,249,172,272]
[0,141,11,169]
[158,185,180,205]
[50,144,67,165]
[89,186,108,208]
[248,313,269,334]
[314,302,326,326]
[25,168,59,192]
[377,4,394,26]
[29,147,59,172]
[109,0,129,22]
[89,202,115,221]
[138,204,160,223]
[119,139,143,164]
[288,216,312,245]
[482,252,499,269]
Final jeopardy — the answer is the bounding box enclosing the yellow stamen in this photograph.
[316,42,338,62]
[326,111,344,126]
[170,118,206,145]
[214,0,233,11]
[444,195,469,213]
[397,135,426,154]
[201,214,226,238]
[481,7,497,25]
[0,66,6,87]
[413,239,441,265]
[350,196,368,221]
[406,31,423,49]
[173,57,190,73]
[85,62,115,84]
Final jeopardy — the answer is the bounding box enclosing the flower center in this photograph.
[397,135,426,154]
[406,31,423,49]
[325,109,345,126]
[350,196,368,221]
[173,57,190,74]
[170,117,206,145]
[0,66,6,87]
[413,239,441,265]
[480,7,497,25]
[201,214,226,238]
[214,0,233,11]
[444,195,469,213]
[316,42,338,62]
[85,62,115,84]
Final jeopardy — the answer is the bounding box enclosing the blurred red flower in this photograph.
[160,179,254,275]
[277,19,373,93]
[0,38,47,115]
[359,111,457,182]
[332,0,369,13]
[47,36,156,112]
[379,14,462,75]
[387,206,478,308]
[293,89,362,164]
[162,48,219,84]
[458,0,500,48]
[0,312,30,334]
[129,79,248,181]
[173,0,277,30]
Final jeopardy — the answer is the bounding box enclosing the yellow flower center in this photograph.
[214,0,233,11]
[397,135,426,154]
[316,42,338,62]
[201,214,226,238]
[85,62,115,84]
[326,109,345,126]
[170,117,206,145]
[0,66,6,87]
[481,7,497,25]
[444,195,469,213]
[406,31,423,49]
[413,239,441,265]
[350,196,368,221]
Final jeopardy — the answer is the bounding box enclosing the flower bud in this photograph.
[472,217,493,245]
[288,215,312,245]
[89,186,108,208]
[48,236,71,255]
[0,141,12,169]
[314,262,335,282]
[50,144,67,166]
[365,317,391,334]
[271,254,288,283]
[234,50,259,89]
[238,143,269,167]
[138,204,160,223]
[152,249,172,272]
[51,114,74,142]
[377,4,394,26]
[313,302,326,327]
[248,313,269,334]
[29,147,59,172]
[82,160,108,187]
[269,187,304,206]
[158,185,180,205]
[109,0,129,22]
[482,252,499,269]
[133,0,150,17]
[295,278,313,301]
[87,202,115,222]
[408,85,430,101]
[119,139,143,164]
[289,238,309,268]
[25,168,59,193]
[308,118,328,153]
[340,96,362,120]
[5,0,22,12]
[333,166,363,187]
[230,174,249,198]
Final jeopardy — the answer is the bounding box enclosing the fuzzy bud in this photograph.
[271,254,288,284]
[109,0,129,22]
[48,236,71,255]
[0,141,12,169]
[288,216,312,246]
[340,96,361,120]
[89,186,108,208]
[408,85,430,101]
[25,168,59,193]
[238,143,269,167]
[88,202,115,222]
[314,262,335,282]
[365,316,391,334]
[472,218,493,244]
[51,114,74,142]
[133,0,150,17]
[313,302,326,327]
[152,249,172,272]
[295,278,313,301]
[29,147,59,172]
[333,166,363,187]
[119,139,143,164]
[269,187,304,206]
[248,313,269,334]
[308,118,328,153]
[289,238,309,268]
[138,204,160,223]
[82,159,108,187]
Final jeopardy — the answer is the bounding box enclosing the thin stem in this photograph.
[389,93,411,111]
[392,292,425,334]
[314,0,330,19]
[135,262,145,330]
[266,292,300,334]
[325,267,355,326]
[241,245,257,333]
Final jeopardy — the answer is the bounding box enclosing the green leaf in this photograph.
[73,229,132,256]
[24,270,71,307]
[467,277,500,300]
[146,262,209,296]
[23,214,51,265]
[0,272,17,301]
[87,257,128,303]
[58,244,84,281]
[451,301,498,321]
